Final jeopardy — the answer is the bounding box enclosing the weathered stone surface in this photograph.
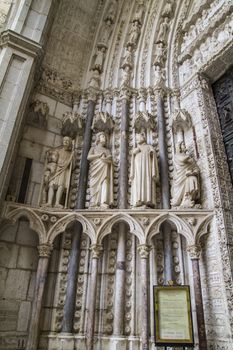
[0,242,18,268]
[17,301,31,332]
[16,220,39,246]
[4,269,31,300]
[0,300,19,331]
[17,246,38,270]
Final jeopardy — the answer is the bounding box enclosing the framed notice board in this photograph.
[153,285,194,347]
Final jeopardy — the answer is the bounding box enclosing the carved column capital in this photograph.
[37,244,53,258]
[153,86,166,99]
[187,244,202,259]
[120,87,132,101]
[137,244,151,259]
[90,244,103,259]
[86,87,99,102]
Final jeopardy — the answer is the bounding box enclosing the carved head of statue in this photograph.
[62,136,73,151]
[176,141,186,153]
[96,131,106,146]
[136,131,146,144]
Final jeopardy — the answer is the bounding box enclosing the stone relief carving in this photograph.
[27,99,49,128]
[153,42,167,67]
[39,136,74,209]
[87,132,114,209]
[104,0,118,24]
[88,68,101,89]
[130,131,159,208]
[171,141,201,208]
[92,46,107,73]
[156,17,170,44]
[126,20,141,49]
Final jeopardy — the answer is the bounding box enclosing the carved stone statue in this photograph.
[121,65,132,87]
[93,46,106,73]
[153,42,166,67]
[130,132,159,208]
[87,132,114,208]
[127,21,141,48]
[40,136,74,208]
[98,19,112,48]
[156,17,169,43]
[89,69,101,89]
[171,141,200,208]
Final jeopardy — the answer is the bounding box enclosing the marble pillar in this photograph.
[62,94,97,333]
[156,88,172,283]
[86,244,103,350]
[187,244,207,350]
[138,244,151,350]
[113,93,130,335]
[26,244,53,350]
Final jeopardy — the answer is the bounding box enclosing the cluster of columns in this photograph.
[23,86,208,350]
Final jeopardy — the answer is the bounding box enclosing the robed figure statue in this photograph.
[171,141,200,208]
[130,132,159,208]
[87,131,114,208]
[40,136,74,208]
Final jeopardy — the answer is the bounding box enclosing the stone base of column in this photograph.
[40,334,148,350]
[39,333,76,350]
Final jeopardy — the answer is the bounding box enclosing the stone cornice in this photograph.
[0,30,42,58]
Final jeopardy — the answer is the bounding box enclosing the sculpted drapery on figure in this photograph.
[40,136,74,208]
[87,131,114,209]
[171,141,200,208]
[130,131,159,208]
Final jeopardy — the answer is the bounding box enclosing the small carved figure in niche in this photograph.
[127,20,141,48]
[105,0,118,24]
[89,69,101,89]
[162,0,173,18]
[121,46,133,69]
[87,132,114,208]
[41,136,74,208]
[130,131,159,208]
[27,100,49,128]
[156,17,169,43]
[98,19,112,48]
[121,65,132,87]
[93,46,106,73]
[133,1,144,25]
[153,42,166,67]
[171,141,200,208]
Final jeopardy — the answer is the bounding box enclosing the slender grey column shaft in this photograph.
[118,97,129,208]
[191,258,207,350]
[62,98,96,333]
[62,222,82,332]
[157,92,169,209]
[138,245,150,350]
[113,96,130,335]
[86,246,102,350]
[113,222,126,334]
[156,90,172,283]
[26,245,52,350]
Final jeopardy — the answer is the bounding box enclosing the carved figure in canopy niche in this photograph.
[130,131,159,208]
[40,136,74,208]
[171,141,200,208]
[87,132,114,209]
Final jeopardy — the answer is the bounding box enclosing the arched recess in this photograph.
[47,212,96,245]
[3,207,46,244]
[96,213,145,244]
[146,213,194,245]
